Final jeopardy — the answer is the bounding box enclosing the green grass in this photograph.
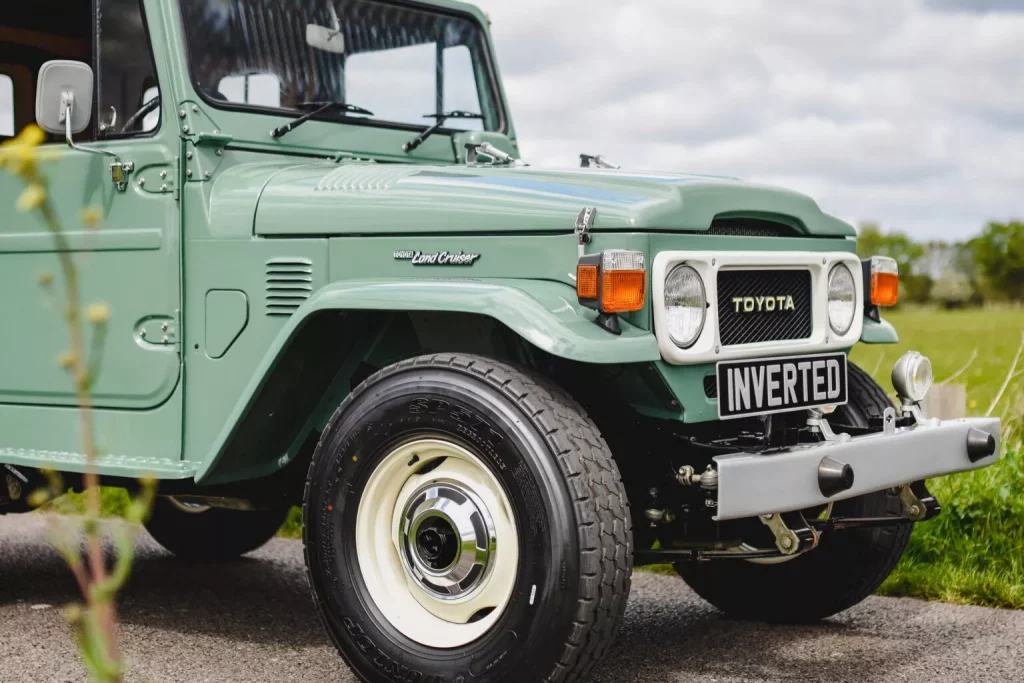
[278,506,303,539]
[850,306,1024,608]
[850,306,1024,417]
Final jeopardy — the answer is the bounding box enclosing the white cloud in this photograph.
[472,0,1024,240]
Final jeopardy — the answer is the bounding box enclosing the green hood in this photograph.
[251,162,855,237]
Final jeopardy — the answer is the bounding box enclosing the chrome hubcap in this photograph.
[400,482,496,598]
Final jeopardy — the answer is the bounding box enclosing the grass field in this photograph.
[63,307,1024,608]
[851,306,1024,608]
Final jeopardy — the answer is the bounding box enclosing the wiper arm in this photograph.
[403,111,484,153]
[270,101,374,139]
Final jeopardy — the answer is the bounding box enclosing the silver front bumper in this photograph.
[713,416,1001,521]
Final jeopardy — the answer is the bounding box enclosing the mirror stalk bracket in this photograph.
[61,91,133,191]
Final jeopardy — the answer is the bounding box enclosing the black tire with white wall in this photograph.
[303,354,632,683]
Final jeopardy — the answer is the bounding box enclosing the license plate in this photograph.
[716,352,848,420]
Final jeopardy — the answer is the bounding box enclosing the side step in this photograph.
[0,448,199,480]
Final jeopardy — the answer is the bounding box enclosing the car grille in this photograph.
[717,269,812,346]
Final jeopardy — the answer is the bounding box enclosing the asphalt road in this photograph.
[1,515,1022,683]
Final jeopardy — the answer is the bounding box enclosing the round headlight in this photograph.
[827,263,856,335]
[664,264,706,348]
[892,351,933,403]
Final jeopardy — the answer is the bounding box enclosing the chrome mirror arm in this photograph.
[61,92,133,191]
[62,93,118,161]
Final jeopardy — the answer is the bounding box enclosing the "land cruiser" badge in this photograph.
[394,250,481,266]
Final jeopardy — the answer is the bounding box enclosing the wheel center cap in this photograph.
[416,521,458,569]
[400,482,497,600]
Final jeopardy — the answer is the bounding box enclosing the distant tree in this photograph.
[857,222,931,304]
[970,220,1024,301]
[856,222,925,270]
[931,269,974,308]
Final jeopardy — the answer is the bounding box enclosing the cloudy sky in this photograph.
[472,0,1024,241]
[3,1,1019,240]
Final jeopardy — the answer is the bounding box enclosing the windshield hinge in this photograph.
[580,153,620,169]
[465,142,526,167]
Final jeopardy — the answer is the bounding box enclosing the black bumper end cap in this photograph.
[818,456,855,497]
[966,428,996,463]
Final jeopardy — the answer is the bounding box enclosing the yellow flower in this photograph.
[80,206,102,228]
[56,350,77,370]
[16,183,46,212]
[86,302,111,324]
[0,125,46,177]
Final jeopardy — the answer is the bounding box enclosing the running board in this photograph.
[0,448,198,480]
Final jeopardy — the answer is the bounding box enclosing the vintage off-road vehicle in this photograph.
[0,1,1003,681]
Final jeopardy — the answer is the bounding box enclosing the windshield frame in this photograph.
[176,0,509,137]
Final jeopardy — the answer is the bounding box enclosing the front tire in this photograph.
[675,363,912,622]
[303,354,632,683]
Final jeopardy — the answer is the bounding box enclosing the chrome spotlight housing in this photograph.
[892,351,933,404]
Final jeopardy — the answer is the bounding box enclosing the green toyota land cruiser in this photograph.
[0,1,1002,681]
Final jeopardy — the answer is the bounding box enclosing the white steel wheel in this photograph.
[355,437,519,648]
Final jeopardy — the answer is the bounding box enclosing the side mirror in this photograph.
[306,24,346,54]
[35,60,93,135]
[35,59,133,192]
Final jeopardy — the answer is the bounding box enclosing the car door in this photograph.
[0,0,180,410]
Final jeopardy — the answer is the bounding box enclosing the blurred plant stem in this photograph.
[1,124,154,681]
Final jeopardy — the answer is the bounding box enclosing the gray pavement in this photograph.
[0,514,1021,682]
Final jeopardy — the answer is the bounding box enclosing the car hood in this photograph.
[252,162,855,237]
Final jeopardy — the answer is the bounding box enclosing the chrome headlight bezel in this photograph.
[664,264,707,348]
[827,263,857,336]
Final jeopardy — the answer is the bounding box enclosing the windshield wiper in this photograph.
[270,101,374,139]
[403,111,484,153]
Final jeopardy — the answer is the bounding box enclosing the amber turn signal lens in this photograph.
[871,272,899,306]
[601,270,646,313]
[576,264,599,300]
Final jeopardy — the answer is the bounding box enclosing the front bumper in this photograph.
[713,416,1001,521]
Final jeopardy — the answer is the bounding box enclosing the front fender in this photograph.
[196,278,658,483]
[860,315,899,344]
[291,278,659,363]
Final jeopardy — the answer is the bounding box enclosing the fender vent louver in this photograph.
[265,257,313,317]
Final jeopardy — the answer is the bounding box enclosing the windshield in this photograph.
[179,0,503,133]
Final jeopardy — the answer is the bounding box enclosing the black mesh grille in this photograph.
[717,270,812,346]
[706,218,799,237]
[703,375,718,399]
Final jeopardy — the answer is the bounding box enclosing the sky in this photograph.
[3,1,1020,240]
[471,0,1024,241]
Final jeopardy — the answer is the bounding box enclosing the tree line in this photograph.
[856,220,1024,306]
